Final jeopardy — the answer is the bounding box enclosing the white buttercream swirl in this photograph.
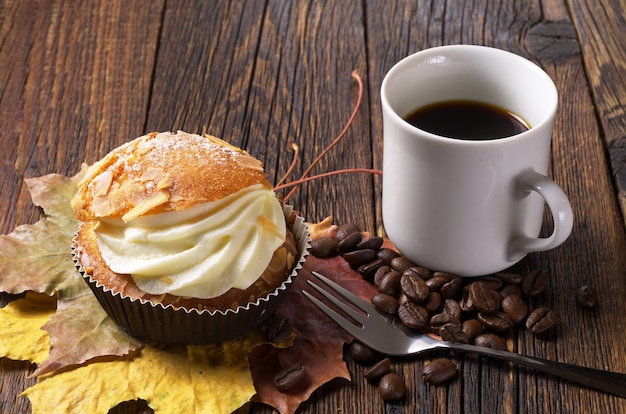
[95,184,286,299]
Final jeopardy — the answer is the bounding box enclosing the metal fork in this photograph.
[302,271,626,398]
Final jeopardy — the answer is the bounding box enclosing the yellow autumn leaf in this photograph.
[0,292,55,364]
[22,329,266,414]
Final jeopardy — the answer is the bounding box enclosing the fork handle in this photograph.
[448,342,626,398]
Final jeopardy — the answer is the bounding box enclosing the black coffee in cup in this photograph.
[404,100,530,140]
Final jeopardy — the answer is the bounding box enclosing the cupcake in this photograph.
[71,131,309,344]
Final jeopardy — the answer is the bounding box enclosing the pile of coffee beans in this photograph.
[304,222,598,401]
[309,222,569,398]
[310,222,560,340]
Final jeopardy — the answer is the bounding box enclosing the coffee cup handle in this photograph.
[509,169,573,258]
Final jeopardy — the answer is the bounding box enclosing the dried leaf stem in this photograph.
[273,168,383,191]
[274,140,300,188]
[276,71,376,202]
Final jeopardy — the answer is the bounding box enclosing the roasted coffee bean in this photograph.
[377,270,402,297]
[357,259,386,280]
[390,256,416,273]
[526,307,556,334]
[378,372,406,400]
[522,269,549,297]
[491,289,503,308]
[309,236,338,258]
[400,273,430,303]
[337,231,362,254]
[432,271,457,281]
[371,293,399,315]
[423,358,457,385]
[474,333,507,350]
[501,295,529,325]
[398,293,410,305]
[373,266,391,285]
[375,270,399,289]
[469,282,499,313]
[274,363,307,392]
[377,248,400,264]
[439,323,469,344]
[429,312,452,332]
[398,302,429,330]
[500,284,523,298]
[266,314,293,343]
[476,276,503,290]
[425,275,449,291]
[336,223,360,241]
[440,277,464,299]
[423,292,442,313]
[495,271,523,285]
[462,319,483,342]
[433,270,459,280]
[478,311,513,332]
[576,285,598,309]
[364,358,392,382]
[357,236,384,251]
[349,341,380,365]
[403,266,433,280]
[343,249,377,267]
[459,286,475,312]
[443,299,462,323]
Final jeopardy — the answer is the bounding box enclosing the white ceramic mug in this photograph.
[381,45,573,276]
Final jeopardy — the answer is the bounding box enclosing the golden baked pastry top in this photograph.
[72,131,271,222]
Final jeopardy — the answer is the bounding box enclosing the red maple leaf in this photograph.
[249,233,379,413]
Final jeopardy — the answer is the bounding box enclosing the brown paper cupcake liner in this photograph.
[73,204,310,345]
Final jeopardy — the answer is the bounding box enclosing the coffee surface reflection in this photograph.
[404,100,530,140]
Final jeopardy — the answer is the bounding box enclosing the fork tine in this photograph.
[301,290,366,339]
[303,271,413,355]
[304,275,370,326]
[309,271,375,314]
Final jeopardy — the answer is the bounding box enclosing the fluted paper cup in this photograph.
[73,204,310,345]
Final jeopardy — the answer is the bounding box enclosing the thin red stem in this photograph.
[283,71,364,201]
[275,140,299,187]
[273,168,382,191]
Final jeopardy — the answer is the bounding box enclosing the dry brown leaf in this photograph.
[0,168,88,299]
[31,293,143,377]
[0,167,143,376]
[249,247,378,413]
[23,331,265,414]
[0,292,55,364]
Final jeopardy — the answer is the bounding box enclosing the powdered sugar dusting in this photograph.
[142,131,260,170]
[77,131,270,219]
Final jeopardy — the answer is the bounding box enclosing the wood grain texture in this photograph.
[567,0,626,226]
[0,1,162,413]
[0,0,624,413]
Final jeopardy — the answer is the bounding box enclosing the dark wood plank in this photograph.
[0,0,163,413]
[567,0,626,225]
[520,7,626,412]
[364,0,626,413]
[249,0,374,230]
[0,0,625,413]
[0,0,163,232]
[147,0,375,230]
[145,0,266,141]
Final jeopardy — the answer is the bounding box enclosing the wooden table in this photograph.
[1,0,625,413]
